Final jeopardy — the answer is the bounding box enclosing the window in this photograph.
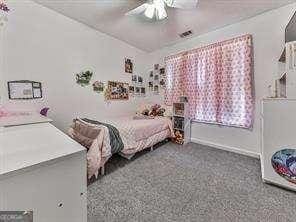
[165,35,254,129]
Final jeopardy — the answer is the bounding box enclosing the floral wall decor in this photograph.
[76,70,93,87]
[0,0,9,27]
[92,81,104,93]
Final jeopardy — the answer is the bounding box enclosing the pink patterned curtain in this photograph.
[165,35,254,129]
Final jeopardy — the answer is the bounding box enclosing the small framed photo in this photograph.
[160,68,165,75]
[129,86,135,94]
[160,79,165,87]
[154,64,159,70]
[125,58,133,74]
[132,75,137,83]
[138,76,143,85]
[92,81,105,93]
[154,75,159,81]
[140,87,146,96]
[149,71,153,78]
[149,81,153,91]
[135,87,140,95]
[154,85,159,94]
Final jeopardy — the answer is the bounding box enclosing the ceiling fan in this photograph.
[126,0,199,21]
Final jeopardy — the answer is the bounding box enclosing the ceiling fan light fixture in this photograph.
[144,4,155,19]
[156,7,167,20]
[155,0,167,20]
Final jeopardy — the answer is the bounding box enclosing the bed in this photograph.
[68,115,174,179]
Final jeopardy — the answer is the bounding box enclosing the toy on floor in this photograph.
[173,130,184,145]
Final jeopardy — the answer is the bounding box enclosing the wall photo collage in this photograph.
[148,64,166,95]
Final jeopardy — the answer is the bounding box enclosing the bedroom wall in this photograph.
[0,0,147,132]
[145,3,296,157]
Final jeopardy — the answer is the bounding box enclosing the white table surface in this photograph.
[0,113,52,127]
[0,122,85,177]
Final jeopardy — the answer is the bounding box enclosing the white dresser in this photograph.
[0,115,87,222]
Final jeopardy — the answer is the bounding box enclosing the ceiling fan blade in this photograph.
[165,0,198,9]
[125,3,148,16]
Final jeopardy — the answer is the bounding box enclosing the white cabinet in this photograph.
[0,122,87,222]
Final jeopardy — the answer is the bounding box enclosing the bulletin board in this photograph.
[8,80,42,100]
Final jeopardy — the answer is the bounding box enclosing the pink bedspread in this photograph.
[106,116,174,142]
[69,116,174,179]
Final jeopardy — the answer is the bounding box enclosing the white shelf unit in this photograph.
[172,102,191,145]
[285,41,296,99]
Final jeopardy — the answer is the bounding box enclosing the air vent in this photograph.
[179,30,193,38]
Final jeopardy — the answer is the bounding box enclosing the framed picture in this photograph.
[92,81,104,93]
[106,81,129,100]
[132,75,137,83]
[141,87,146,96]
[129,86,135,94]
[154,85,159,94]
[125,58,133,74]
[149,71,153,78]
[154,64,159,70]
[8,80,42,100]
[154,75,159,81]
[160,79,165,87]
[135,87,140,95]
[138,76,143,85]
[160,68,165,75]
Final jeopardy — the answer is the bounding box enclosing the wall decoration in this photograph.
[154,75,159,81]
[140,87,146,96]
[0,0,9,27]
[8,80,42,100]
[125,58,133,74]
[154,64,159,70]
[160,68,165,75]
[149,71,153,78]
[154,85,159,94]
[132,75,137,83]
[271,149,296,184]
[129,86,135,94]
[92,81,104,93]
[148,81,153,91]
[106,81,129,100]
[135,87,140,95]
[160,79,165,87]
[76,70,93,87]
[138,76,143,85]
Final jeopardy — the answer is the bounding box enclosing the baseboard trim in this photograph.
[191,138,260,159]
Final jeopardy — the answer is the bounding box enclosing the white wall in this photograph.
[2,0,296,157]
[145,3,296,157]
[0,0,147,132]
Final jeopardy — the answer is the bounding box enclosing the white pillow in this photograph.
[136,103,153,114]
[163,105,173,117]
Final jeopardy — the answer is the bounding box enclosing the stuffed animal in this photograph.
[141,109,150,116]
[149,104,166,116]
[174,130,184,144]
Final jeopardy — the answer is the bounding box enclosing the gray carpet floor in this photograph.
[87,142,296,222]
